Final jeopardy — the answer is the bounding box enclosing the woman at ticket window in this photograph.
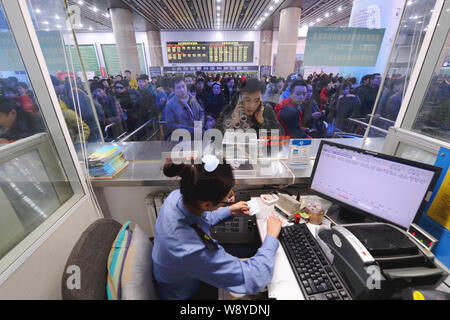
[153,158,282,299]
[214,78,283,137]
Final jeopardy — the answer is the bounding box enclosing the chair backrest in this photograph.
[62,219,122,300]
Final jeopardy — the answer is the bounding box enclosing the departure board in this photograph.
[167,41,254,63]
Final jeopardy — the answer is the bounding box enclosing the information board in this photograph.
[101,44,121,76]
[304,27,385,67]
[66,44,100,76]
[167,41,254,63]
[163,66,259,73]
[101,43,146,77]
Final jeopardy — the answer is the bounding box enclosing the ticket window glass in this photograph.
[0,1,85,270]
[24,0,104,146]
[381,1,450,165]
[409,31,450,143]
[400,1,449,145]
[369,0,437,135]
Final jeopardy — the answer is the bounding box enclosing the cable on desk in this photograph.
[279,160,296,187]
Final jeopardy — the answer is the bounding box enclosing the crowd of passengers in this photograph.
[2,68,447,145]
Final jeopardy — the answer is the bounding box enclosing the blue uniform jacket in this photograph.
[152,190,279,300]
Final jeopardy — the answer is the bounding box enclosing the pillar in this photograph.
[109,7,140,77]
[275,7,301,78]
[146,30,163,67]
[259,30,273,67]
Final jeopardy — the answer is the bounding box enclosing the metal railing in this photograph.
[104,121,127,142]
[347,117,389,136]
[119,117,165,142]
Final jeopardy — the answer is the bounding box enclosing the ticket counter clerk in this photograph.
[152,156,283,300]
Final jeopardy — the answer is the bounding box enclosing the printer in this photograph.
[317,223,448,299]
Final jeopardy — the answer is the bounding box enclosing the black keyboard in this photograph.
[279,223,352,300]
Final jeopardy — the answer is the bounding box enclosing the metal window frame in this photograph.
[381,0,449,161]
[382,127,450,158]
[394,0,448,129]
[0,0,99,280]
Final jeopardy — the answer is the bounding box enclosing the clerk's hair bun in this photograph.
[163,162,189,178]
[163,162,184,178]
[162,160,234,205]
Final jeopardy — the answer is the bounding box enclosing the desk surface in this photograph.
[252,196,450,300]
[253,195,334,300]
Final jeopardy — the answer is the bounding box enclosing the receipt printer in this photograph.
[318,223,448,299]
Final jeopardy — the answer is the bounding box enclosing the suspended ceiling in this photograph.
[36,0,354,32]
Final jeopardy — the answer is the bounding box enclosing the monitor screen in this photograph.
[310,142,440,229]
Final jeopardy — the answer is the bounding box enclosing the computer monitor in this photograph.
[310,141,441,229]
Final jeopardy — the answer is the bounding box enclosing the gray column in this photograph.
[109,7,140,77]
[275,7,301,78]
[146,30,163,67]
[259,30,273,67]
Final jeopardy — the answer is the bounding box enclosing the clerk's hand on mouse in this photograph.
[266,214,282,238]
[229,201,251,216]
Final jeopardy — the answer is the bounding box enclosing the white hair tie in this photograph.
[202,154,220,172]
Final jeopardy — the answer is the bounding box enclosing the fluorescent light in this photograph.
[35,8,41,14]
[56,24,61,29]
[93,6,98,12]
[338,6,343,12]
[325,12,329,17]
[264,12,269,17]
[55,14,60,19]
[42,20,49,24]
[217,6,221,10]
[104,13,110,18]
[78,0,83,5]
[269,6,274,11]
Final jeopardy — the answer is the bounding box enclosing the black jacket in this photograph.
[205,92,228,120]
[0,109,45,142]
[214,101,284,137]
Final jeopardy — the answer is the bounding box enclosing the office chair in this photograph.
[62,218,122,300]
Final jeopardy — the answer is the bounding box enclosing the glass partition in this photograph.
[14,0,447,169]
[410,30,449,142]
[0,0,84,266]
[26,0,104,145]
[368,0,438,136]
[398,0,449,144]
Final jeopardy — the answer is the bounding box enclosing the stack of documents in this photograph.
[88,145,128,177]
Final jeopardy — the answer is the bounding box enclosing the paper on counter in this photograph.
[247,199,260,216]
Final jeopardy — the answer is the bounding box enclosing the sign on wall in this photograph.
[163,66,259,73]
[260,66,271,78]
[304,27,385,67]
[149,66,162,78]
[166,41,254,63]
